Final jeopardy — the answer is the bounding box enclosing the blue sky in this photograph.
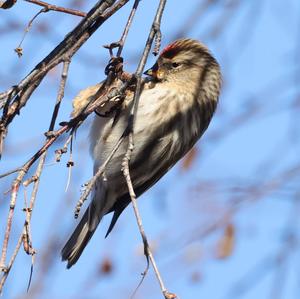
[1,1,300,299]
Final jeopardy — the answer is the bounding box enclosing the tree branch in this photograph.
[24,0,87,17]
[120,1,177,298]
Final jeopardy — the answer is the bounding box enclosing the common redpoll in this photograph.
[62,38,221,268]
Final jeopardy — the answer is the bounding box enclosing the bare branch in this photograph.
[15,8,47,58]
[120,0,177,298]
[24,0,87,17]
[0,167,23,179]
[49,60,71,131]
[103,0,141,58]
[0,235,22,292]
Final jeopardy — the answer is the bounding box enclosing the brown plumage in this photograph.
[61,38,221,268]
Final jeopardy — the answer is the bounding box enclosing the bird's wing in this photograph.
[71,83,102,117]
[105,134,177,237]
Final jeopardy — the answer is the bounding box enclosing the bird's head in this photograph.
[144,38,218,83]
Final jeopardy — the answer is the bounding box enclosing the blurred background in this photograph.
[1,0,300,298]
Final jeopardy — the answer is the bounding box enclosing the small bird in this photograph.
[61,38,221,268]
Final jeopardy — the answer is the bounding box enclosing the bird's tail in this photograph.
[62,177,109,268]
[61,186,109,268]
[61,206,97,268]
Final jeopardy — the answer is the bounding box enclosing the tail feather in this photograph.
[62,178,108,268]
[61,209,96,268]
[105,209,123,238]
[105,199,130,238]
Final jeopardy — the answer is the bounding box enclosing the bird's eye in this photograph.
[172,62,180,68]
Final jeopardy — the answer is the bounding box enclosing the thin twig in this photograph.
[123,136,176,299]
[116,0,140,57]
[0,166,23,179]
[130,266,149,299]
[55,134,73,162]
[49,60,70,131]
[24,0,87,17]
[0,235,22,291]
[120,0,176,298]
[65,142,74,193]
[23,153,46,291]
[104,0,140,57]
[15,8,47,58]
[74,136,124,218]
[0,153,46,293]
[0,174,24,272]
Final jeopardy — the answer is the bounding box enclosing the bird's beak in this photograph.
[144,63,158,78]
